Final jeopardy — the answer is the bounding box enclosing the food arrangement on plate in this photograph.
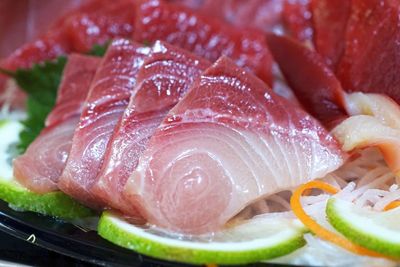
[0,0,400,266]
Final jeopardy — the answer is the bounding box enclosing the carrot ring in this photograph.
[290,180,388,258]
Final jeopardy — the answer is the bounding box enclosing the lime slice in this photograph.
[98,211,307,265]
[0,119,94,219]
[326,197,400,258]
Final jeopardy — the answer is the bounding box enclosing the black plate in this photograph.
[0,200,288,267]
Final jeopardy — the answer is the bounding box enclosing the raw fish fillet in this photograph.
[92,41,210,215]
[337,0,400,104]
[13,54,99,193]
[282,0,313,43]
[267,34,347,128]
[172,0,284,33]
[58,39,150,209]
[124,57,344,234]
[0,0,136,108]
[134,0,273,85]
[0,0,85,58]
[311,0,350,70]
[62,0,136,52]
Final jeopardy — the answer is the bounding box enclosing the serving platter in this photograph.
[0,199,284,267]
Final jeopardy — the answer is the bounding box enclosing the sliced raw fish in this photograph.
[0,0,85,58]
[13,54,99,193]
[311,0,350,70]
[92,41,210,215]
[134,0,273,85]
[337,0,400,104]
[62,0,136,53]
[267,34,347,128]
[172,0,285,33]
[124,57,344,234]
[0,0,136,108]
[282,0,313,43]
[58,39,150,209]
[46,54,101,126]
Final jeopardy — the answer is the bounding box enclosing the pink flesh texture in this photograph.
[124,56,344,234]
[92,41,210,215]
[58,39,150,209]
[133,0,273,86]
[13,54,99,193]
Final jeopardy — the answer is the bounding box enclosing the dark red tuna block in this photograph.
[92,41,210,215]
[267,34,347,128]
[311,0,351,70]
[58,39,150,209]
[13,54,99,193]
[337,0,400,104]
[134,0,273,85]
[124,57,344,234]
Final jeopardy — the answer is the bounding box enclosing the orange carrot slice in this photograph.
[384,200,400,211]
[290,180,388,258]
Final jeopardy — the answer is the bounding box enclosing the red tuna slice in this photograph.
[91,41,210,215]
[13,54,99,193]
[337,0,400,104]
[63,0,136,53]
[0,0,84,58]
[267,34,347,128]
[282,0,313,43]
[134,0,273,86]
[311,0,351,70]
[46,54,101,126]
[0,0,136,73]
[172,0,284,33]
[0,31,71,72]
[58,39,150,209]
[124,56,344,234]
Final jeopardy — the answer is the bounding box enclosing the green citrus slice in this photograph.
[0,119,94,219]
[326,197,400,258]
[98,211,307,265]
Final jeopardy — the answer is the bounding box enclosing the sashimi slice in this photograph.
[58,39,150,209]
[266,34,347,128]
[92,41,210,215]
[46,54,101,126]
[172,0,285,33]
[133,0,273,85]
[311,0,350,70]
[0,0,137,108]
[63,0,136,53]
[124,56,344,234]
[336,0,400,104]
[0,0,85,58]
[282,0,313,43]
[13,54,99,193]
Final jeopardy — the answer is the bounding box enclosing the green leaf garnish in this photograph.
[13,57,67,154]
[87,42,110,57]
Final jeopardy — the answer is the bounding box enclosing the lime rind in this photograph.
[0,119,94,219]
[326,197,400,258]
[0,179,94,219]
[98,211,307,265]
